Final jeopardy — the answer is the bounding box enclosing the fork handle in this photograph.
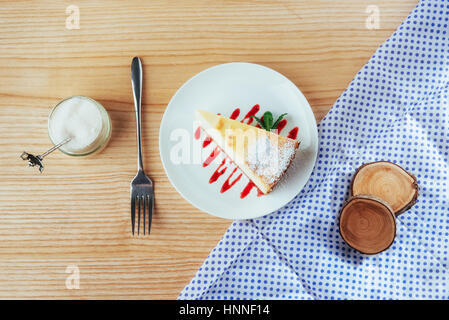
[131,57,144,171]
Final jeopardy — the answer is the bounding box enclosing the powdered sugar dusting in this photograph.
[246,134,297,185]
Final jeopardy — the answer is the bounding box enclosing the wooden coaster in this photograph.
[339,195,396,255]
[351,161,418,216]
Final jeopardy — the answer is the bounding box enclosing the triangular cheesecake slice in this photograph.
[196,109,299,194]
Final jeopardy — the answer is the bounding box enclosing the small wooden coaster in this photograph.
[339,195,396,255]
[351,161,418,216]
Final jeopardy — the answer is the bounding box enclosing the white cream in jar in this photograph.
[48,96,111,156]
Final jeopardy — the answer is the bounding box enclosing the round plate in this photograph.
[159,62,318,219]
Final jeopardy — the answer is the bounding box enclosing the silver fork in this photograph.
[130,57,154,236]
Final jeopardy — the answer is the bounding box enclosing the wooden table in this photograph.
[0,0,418,299]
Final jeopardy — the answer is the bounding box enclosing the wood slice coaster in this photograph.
[339,195,396,255]
[351,161,418,216]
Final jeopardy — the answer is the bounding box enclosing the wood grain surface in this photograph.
[0,0,418,299]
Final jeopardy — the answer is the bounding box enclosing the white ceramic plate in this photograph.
[159,62,318,220]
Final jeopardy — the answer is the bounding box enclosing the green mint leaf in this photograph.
[272,113,288,130]
[250,115,266,130]
[262,111,273,131]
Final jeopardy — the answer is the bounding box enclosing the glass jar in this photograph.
[48,96,111,156]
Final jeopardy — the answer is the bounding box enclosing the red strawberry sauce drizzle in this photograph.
[209,158,227,183]
[202,146,221,167]
[220,167,242,193]
[202,136,212,148]
[194,127,201,140]
[276,119,287,134]
[288,127,299,140]
[194,105,299,198]
[240,181,265,199]
[241,104,260,124]
[230,108,240,120]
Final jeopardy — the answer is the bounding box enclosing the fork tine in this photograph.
[148,194,153,235]
[143,195,146,235]
[137,195,141,235]
[131,195,136,235]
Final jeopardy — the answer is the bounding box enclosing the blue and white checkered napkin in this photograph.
[179,0,449,299]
